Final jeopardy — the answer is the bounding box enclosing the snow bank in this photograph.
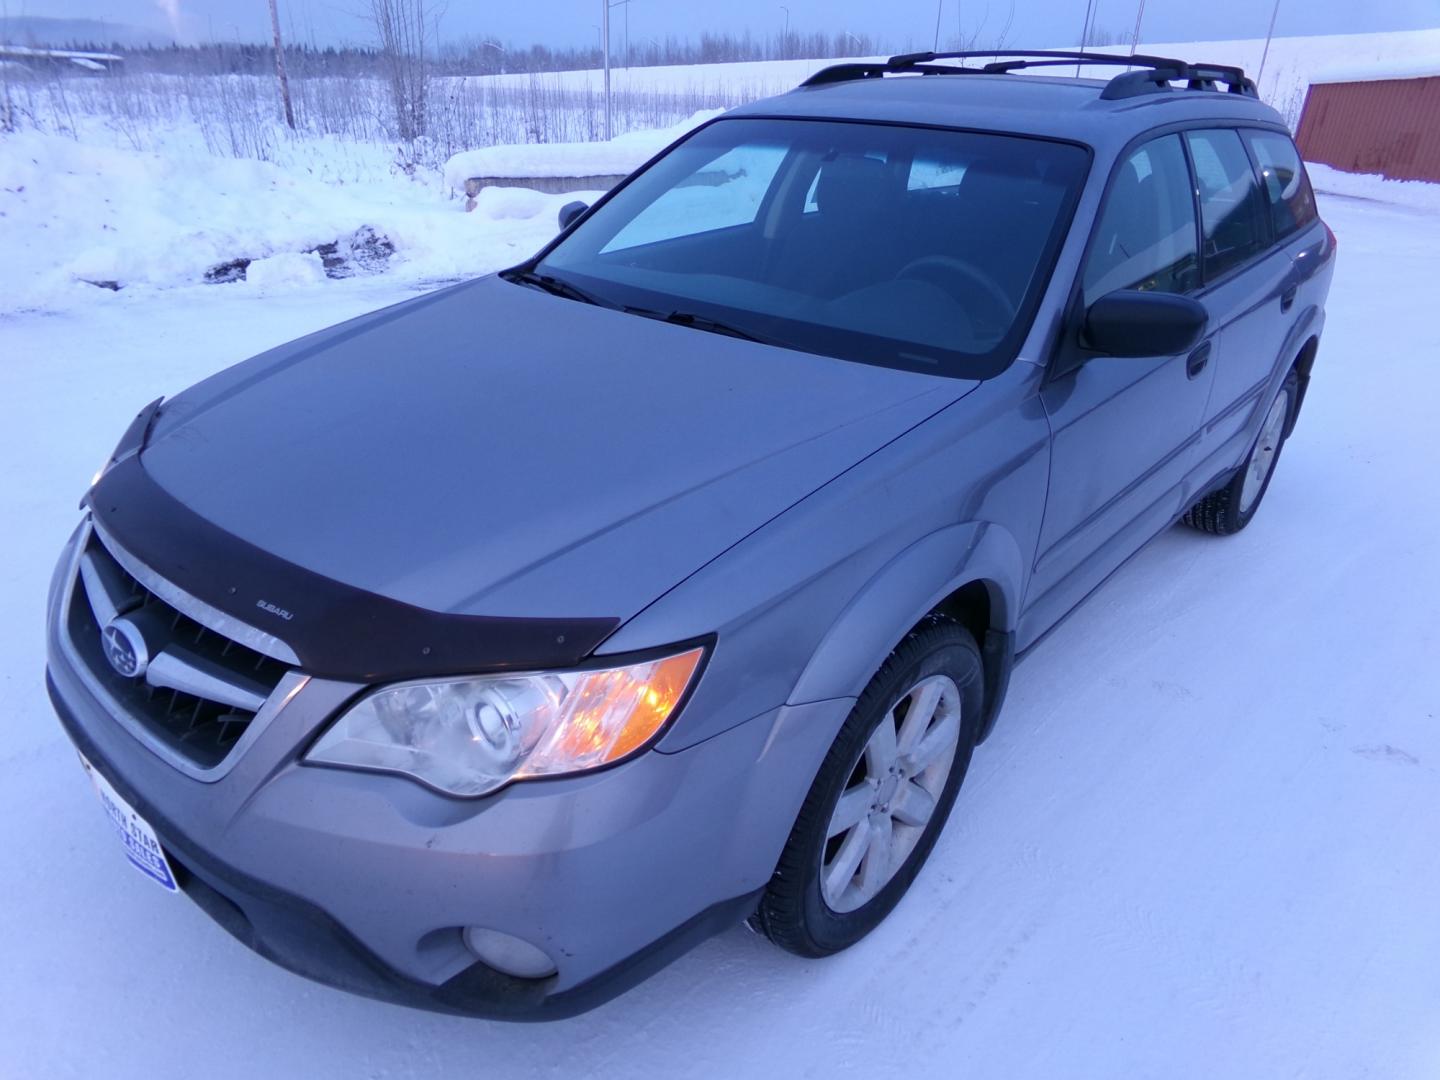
[1306,163,1440,211]
[442,109,721,190]
[0,130,596,313]
[243,251,327,290]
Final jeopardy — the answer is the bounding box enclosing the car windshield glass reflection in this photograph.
[529,118,1089,378]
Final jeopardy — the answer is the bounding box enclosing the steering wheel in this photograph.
[896,255,1018,329]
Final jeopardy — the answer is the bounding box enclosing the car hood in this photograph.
[139,275,973,624]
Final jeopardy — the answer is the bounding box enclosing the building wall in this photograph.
[1296,77,1440,183]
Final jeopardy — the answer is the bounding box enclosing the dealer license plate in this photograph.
[79,754,179,892]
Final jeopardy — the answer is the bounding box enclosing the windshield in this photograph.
[531,117,1089,378]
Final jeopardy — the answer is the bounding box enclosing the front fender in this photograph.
[787,521,1023,708]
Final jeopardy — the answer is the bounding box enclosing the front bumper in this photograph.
[50,676,760,1019]
[45,528,852,1019]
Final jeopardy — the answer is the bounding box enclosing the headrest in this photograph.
[959,157,1042,198]
[815,154,890,217]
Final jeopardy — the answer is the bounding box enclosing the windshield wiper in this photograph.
[503,268,613,308]
[626,306,769,344]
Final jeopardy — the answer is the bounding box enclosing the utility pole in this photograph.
[1129,0,1146,57]
[602,0,612,140]
[267,0,296,130]
[1074,0,1097,75]
[1257,0,1282,88]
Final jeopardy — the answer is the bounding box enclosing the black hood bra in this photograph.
[88,453,619,682]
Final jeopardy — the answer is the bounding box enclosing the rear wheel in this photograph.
[751,620,983,957]
[1183,370,1298,536]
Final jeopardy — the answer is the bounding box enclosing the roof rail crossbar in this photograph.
[800,49,1257,99]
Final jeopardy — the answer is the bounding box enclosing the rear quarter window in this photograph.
[1244,130,1318,240]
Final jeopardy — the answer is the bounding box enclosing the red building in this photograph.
[1295,62,1440,182]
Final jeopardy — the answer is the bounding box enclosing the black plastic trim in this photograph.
[974,628,1015,744]
[86,454,620,682]
[801,50,1256,99]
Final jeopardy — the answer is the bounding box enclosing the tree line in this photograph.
[24,28,890,79]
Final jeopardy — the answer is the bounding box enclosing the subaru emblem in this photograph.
[101,617,150,679]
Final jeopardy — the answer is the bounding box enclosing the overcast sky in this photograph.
[10,0,1439,50]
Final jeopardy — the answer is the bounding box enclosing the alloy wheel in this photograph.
[820,674,962,913]
[1240,389,1290,514]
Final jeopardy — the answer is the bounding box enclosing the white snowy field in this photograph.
[1,182,1438,1076]
[471,28,1440,127]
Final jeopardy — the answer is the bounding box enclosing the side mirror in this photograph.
[558,200,589,230]
[1083,289,1207,358]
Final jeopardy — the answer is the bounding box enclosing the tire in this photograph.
[751,619,984,957]
[1183,370,1298,536]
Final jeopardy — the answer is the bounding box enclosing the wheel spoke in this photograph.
[824,819,870,901]
[864,712,898,775]
[897,679,943,756]
[820,672,965,913]
[902,713,959,774]
[1241,390,1288,513]
[859,813,893,897]
[890,780,936,828]
[827,784,871,838]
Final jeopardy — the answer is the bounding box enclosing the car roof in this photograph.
[727,72,1288,153]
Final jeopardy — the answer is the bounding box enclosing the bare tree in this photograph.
[268,0,296,129]
[368,0,431,143]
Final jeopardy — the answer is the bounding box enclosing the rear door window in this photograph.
[1185,129,1269,280]
[1244,130,1318,240]
[1082,134,1199,307]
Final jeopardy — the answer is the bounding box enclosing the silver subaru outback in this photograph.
[46,51,1333,1018]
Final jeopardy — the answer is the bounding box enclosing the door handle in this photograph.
[1186,342,1211,379]
[1280,285,1298,312]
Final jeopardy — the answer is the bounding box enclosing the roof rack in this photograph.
[801,49,1258,100]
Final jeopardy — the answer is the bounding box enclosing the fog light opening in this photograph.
[463,926,558,980]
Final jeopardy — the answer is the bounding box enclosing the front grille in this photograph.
[67,529,291,769]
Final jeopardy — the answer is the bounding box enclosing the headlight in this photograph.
[305,645,705,797]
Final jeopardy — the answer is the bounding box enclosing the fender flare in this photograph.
[787,521,1025,738]
[1277,304,1324,438]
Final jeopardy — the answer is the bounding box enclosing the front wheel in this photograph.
[1183,370,1298,536]
[751,620,984,957]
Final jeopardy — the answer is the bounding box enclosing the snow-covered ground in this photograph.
[2,181,1439,1076]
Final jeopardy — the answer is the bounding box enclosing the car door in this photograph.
[1182,127,1299,481]
[1022,132,1214,646]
